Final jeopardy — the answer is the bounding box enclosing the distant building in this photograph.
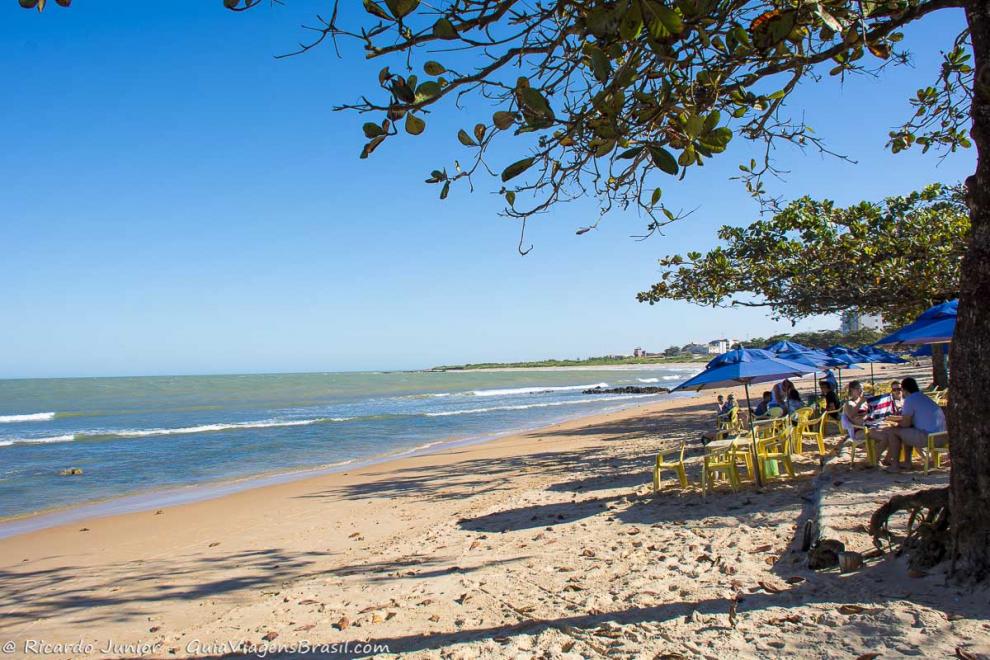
[706,338,740,354]
[633,347,645,358]
[840,311,883,334]
[682,343,710,356]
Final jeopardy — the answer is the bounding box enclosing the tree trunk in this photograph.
[931,343,950,389]
[949,0,990,582]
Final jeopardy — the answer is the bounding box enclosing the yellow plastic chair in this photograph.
[702,444,743,494]
[653,442,688,492]
[756,429,795,481]
[924,431,950,474]
[793,407,826,456]
[820,410,843,438]
[848,424,879,467]
[717,406,740,432]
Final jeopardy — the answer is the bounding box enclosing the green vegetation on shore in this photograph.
[431,355,708,371]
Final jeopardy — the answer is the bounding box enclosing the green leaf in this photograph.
[653,4,683,36]
[415,81,442,102]
[501,157,535,182]
[519,87,551,115]
[362,0,391,20]
[648,145,679,175]
[457,129,477,147]
[473,123,486,143]
[423,61,446,76]
[702,110,721,133]
[440,180,450,200]
[586,45,611,83]
[493,111,515,130]
[405,114,425,135]
[432,18,457,39]
[505,190,516,206]
[617,146,644,160]
[362,122,385,138]
[651,188,662,205]
[383,0,418,19]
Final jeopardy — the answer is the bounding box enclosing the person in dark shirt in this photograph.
[753,391,773,417]
[819,380,841,419]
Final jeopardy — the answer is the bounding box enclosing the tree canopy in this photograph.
[219,0,972,250]
[637,183,969,326]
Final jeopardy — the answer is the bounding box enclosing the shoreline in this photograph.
[3,364,982,659]
[0,392,694,540]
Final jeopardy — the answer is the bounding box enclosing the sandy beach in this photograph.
[1,365,987,659]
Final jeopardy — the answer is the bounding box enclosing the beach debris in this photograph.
[59,468,83,476]
[208,542,220,547]
[728,596,739,628]
[79,527,89,532]
[469,540,481,550]
[261,632,278,642]
[581,549,596,558]
[855,654,881,660]
[149,626,161,633]
[626,527,641,536]
[785,576,805,584]
[155,509,163,515]
[838,604,866,615]
[334,616,350,630]
[753,544,773,553]
[756,580,782,594]
[371,613,384,624]
[428,614,440,622]
[294,624,315,632]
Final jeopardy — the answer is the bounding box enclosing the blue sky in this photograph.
[0,2,975,378]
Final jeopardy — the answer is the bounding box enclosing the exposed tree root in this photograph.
[870,487,950,570]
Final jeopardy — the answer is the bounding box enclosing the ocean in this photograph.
[0,368,699,525]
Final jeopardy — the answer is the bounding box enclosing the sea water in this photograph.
[0,368,699,523]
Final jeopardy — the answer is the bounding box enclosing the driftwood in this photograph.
[870,486,950,570]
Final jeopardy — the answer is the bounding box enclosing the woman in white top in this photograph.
[841,381,869,440]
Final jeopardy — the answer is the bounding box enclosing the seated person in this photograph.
[717,393,738,424]
[841,380,870,441]
[889,380,905,414]
[885,377,947,472]
[819,380,841,419]
[753,391,773,417]
[822,369,838,392]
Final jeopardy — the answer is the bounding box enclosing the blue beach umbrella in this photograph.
[672,348,813,487]
[768,343,840,396]
[856,345,908,385]
[765,340,813,354]
[825,345,869,390]
[875,300,957,346]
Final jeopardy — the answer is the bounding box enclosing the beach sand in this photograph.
[1,365,987,658]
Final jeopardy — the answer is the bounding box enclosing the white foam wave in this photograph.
[637,378,660,383]
[0,417,353,448]
[469,383,608,397]
[0,434,76,447]
[0,412,56,423]
[425,393,656,417]
[96,417,351,438]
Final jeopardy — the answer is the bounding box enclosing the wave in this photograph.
[0,412,56,423]
[469,383,608,397]
[637,378,659,383]
[0,417,353,447]
[425,393,656,417]
[0,434,75,447]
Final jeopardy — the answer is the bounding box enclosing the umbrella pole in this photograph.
[745,381,764,489]
[870,363,875,388]
[837,367,842,391]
